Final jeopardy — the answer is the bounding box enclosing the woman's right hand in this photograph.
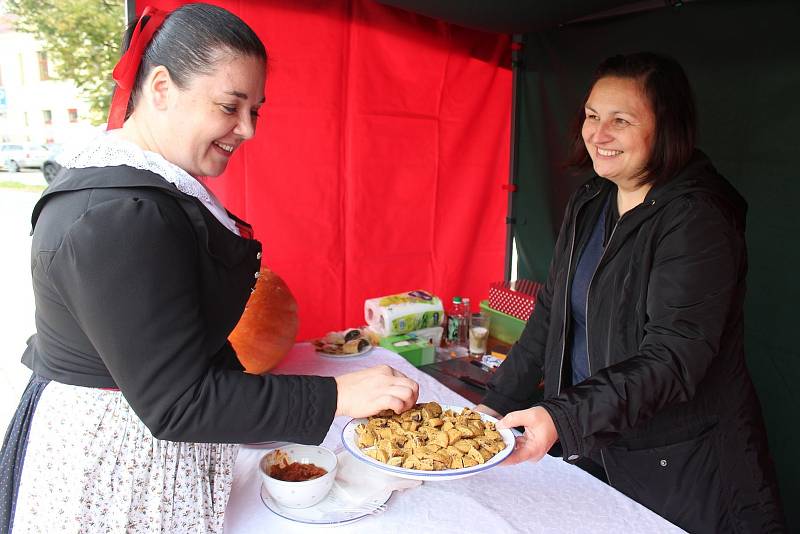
[496,406,559,465]
[334,365,419,418]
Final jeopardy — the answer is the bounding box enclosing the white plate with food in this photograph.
[312,328,376,358]
[341,403,514,481]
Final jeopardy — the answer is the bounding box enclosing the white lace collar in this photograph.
[57,132,240,235]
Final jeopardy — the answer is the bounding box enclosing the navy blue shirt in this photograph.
[570,197,612,385]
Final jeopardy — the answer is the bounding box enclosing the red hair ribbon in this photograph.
[107,6,168,129]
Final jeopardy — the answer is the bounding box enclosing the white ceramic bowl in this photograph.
[259,444,338,509]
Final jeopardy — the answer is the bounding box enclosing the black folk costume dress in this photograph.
[0,133,338,532]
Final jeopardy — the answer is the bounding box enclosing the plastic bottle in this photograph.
[443,296,468,359]
[446,297,462,345]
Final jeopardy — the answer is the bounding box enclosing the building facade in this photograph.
[0,14,95,144]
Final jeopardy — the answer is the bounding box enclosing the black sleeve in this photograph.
[540,195,742,458]
[212,340,246,371]
[47,196,337,444]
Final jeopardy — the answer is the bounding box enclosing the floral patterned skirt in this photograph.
[12,382,237,533]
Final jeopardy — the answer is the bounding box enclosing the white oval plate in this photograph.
[341,405,514,481]
[260,483,390,526]
[316,345,374,359]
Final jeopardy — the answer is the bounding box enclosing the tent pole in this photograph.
[504,33,524,281]
[565,0,689,25]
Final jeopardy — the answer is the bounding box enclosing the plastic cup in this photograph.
[469,313,490,355]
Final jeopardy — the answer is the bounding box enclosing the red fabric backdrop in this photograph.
[142,0,511,339]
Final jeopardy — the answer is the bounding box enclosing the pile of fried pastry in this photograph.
[354,402,506,471]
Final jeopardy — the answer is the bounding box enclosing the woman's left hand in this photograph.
[496,406,559,465]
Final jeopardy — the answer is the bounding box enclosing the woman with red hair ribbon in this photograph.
[0,4,418,532]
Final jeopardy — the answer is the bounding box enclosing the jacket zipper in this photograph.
[556,222,577,398]
[583,213,623,485]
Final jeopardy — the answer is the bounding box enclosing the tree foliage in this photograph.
[7,0,126,123]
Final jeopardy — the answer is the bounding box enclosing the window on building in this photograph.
[37,52,50,81]
[42,109,52,125]
[68,108,78,123]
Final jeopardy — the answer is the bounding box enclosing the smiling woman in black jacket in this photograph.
[476,53,785,532]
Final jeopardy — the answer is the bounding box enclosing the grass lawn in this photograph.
[0,181,46,193]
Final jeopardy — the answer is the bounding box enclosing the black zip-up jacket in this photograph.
[483,151,785,532]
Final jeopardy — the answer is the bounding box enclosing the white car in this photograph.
[0,143,51,172]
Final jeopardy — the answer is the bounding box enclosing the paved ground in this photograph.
[0,171,47,427]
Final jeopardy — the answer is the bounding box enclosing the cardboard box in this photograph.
[380,333,435,367]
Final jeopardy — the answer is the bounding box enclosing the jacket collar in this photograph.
[31,165,259,267]
[31,165,254,241]
[645,149,747,227]
[573,149,746,233]
[32,164,188,230]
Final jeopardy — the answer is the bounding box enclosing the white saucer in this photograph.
[260,483,391,526]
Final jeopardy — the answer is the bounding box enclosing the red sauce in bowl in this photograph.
[269,461,327,482]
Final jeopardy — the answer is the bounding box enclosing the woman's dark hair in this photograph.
[565,52,696,186]
[122,3,267,117]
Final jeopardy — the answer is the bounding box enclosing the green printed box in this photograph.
[380,334,435,367]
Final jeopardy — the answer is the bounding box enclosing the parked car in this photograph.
[42,145,63,183]
[0,143,51,172]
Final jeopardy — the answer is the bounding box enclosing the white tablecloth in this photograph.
[223,344,685,533]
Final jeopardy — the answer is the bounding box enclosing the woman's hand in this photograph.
[474,403,502,419]
[496,406,559,465]
[334,365,419,418]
